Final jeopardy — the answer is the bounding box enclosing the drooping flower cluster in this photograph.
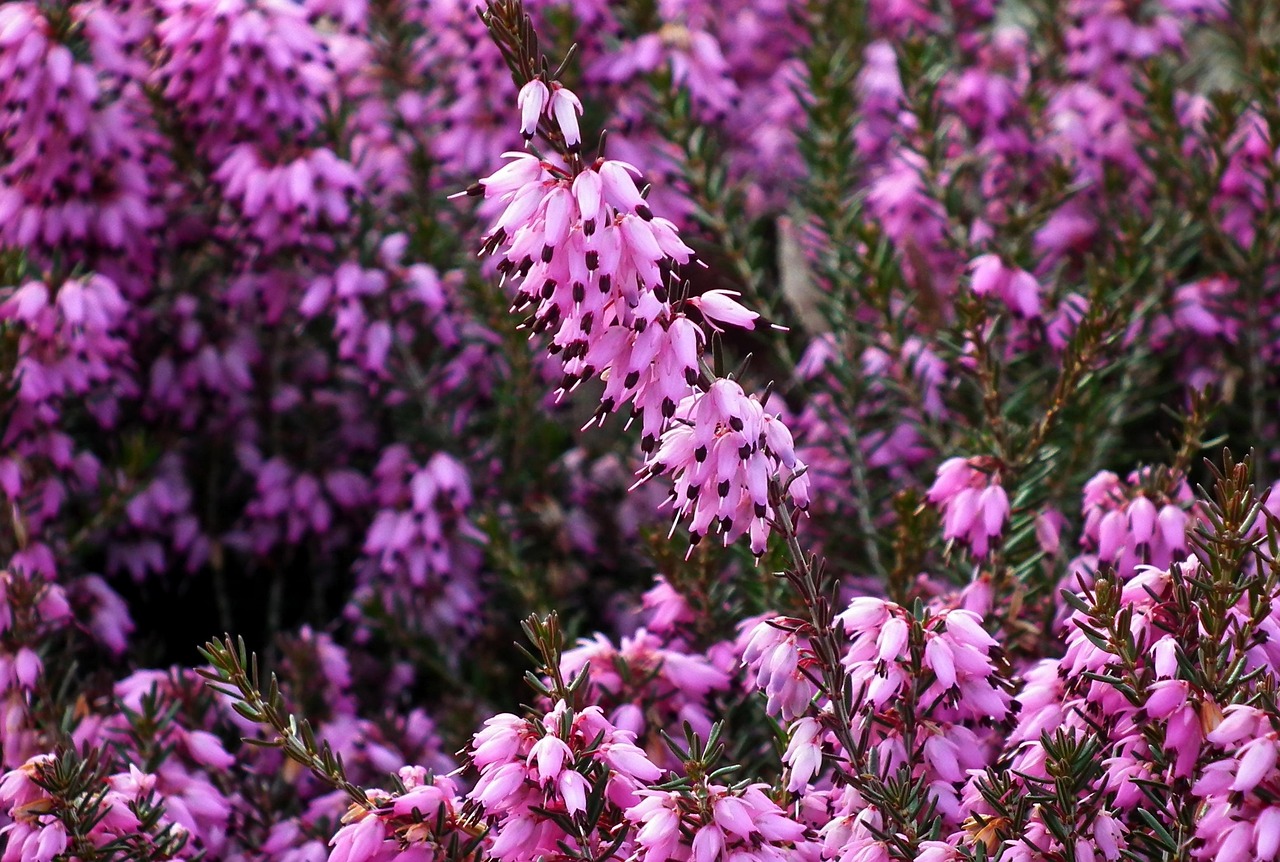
[740,616,819,721]
[0,2,166,277]
[469,76,809,554]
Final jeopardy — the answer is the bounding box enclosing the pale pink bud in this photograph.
[1035,509,1066,555]
[602,742,662,781]
[1097,509,1127,561]
[877,616,909,661]
[783,718,823,790]
[1218,823,1253,862]
[572,170,603,226]
[1006,269,1042,318]
[840,598,890,632]
[943,610,998,649]
[1094,813,1123,861]
[598,160,647,214]
[969,254,1007,297]
[3,281,48,322]
[925,636,956,689]
[1158,504,1188,551]
[34,822,67,862]
[1151,637,1179,678]
[13,648,40,689]
[713,797,756,839]
[917,842,960,862]
[1144,679,1188,719]
[1255,807,1280,860]
[927,458,972,504]
[979,484,1009,537]
[184,730,235,770]
[1209,706,1263,746]
[529,734,571,782]
[942,487,981,540]
[691,824,725,862]
[923,734,963,782]
[558,769,588,815]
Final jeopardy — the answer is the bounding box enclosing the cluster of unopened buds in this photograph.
[464,74,808,555]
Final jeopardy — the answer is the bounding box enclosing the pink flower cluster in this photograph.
[627,782,813,862]
[0,756,176,862]
[0,3,165,275]
[927,457,1010,558]
[4,2,1280,862]
[468,700,662,861]
[561,626,731,752]
[328,770,471,862]
[740,616,819,721]
[1077,468,1195,577]
[963,548,1280,862]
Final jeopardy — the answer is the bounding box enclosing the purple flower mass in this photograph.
[4,0,1280,860]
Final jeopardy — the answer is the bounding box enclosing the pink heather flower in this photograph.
[0,3,167,275]
[467,701,661,861]
[155,0,335,153]
[687,289,762,331]
[596,24,739,118]
[1079,468,1195,575]
[968,254,1042,318]
[839,599,1009,723]
[548,83,583,149]
[70,575,134,654]
[517,79,551,139]
[561,628,730,746]
[1171,276,1238,342]
[213,145,362,254]
[782,717,825,791]
[640,576,695,633]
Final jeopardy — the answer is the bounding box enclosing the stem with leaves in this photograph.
[197,635,370,808]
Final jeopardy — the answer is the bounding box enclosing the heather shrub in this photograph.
[3,0,1280,860]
